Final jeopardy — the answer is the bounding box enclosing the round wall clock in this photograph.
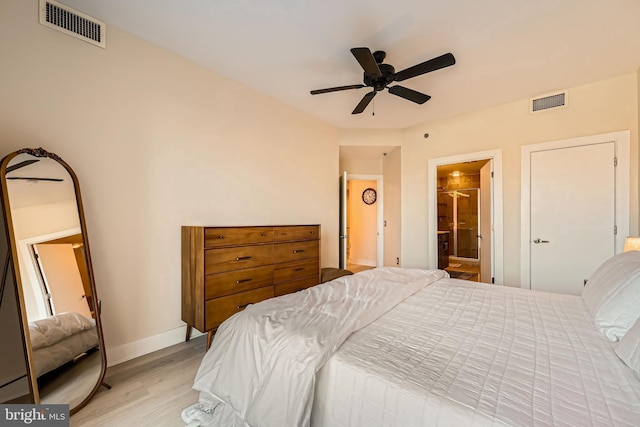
[362,188,377,205]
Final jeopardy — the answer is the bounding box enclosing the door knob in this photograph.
[533,238,550,244]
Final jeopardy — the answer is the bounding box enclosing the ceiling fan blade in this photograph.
[394,52,456,82]
[350,47,382,77]
[388,86,431,104]
[6,159,39,173]
[352,91,377,115]
[310,84,365,95]
[6,177,64,182]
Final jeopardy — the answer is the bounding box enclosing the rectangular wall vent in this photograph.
[530,91,567,114]
[39,0,106,48]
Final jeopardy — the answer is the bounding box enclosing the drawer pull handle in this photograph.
[236,256,252,261]
[236,278,252,284]
[261,233,267,237]
[217,235,224,239]
[294,267,305,272]
[237,303,251,310]
[292,249,305,254]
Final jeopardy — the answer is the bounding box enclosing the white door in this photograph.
[479,161,492,283]
[339,171,348,269]
[34,243,92,318]
[529,142,615,295]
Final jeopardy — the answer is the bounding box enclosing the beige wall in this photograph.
[339,158,382,175]
[0,1,339,362]
[383,147,401,266]
[401,73,639,286]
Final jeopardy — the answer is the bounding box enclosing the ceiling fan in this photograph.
[4,159,63,182]
[310,47,455,114]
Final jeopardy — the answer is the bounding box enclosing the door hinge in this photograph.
[491,171,494,178]
[614,225,617,235]
[614,157,618,167]
[491,277,495,284]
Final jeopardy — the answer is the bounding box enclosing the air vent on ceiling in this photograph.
[39,0,106,48]
[530,91,567,114]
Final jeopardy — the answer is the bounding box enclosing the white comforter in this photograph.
[28,312,98,377]
[29,312,95,350]
[183,267,446,427]
[313,278,640,427]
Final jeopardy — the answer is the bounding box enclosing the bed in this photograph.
[28,311,99,377]
[182,253,640,427]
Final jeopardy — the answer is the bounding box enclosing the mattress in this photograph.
[312,278,640,427]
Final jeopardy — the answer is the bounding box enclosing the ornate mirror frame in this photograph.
[0,147,106,414]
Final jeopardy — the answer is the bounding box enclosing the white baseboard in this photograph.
[106,324,203,367]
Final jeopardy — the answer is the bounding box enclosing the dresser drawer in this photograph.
[205,245,273,274]
[205,265,274,299]
[274,276,318,297]
[205,227,273,248]
[274,240,319,264]
[273,225,320,242]
[205,286,274,330]
[273,259,319,284]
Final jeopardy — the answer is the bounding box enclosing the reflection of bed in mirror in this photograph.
[28,312,99,378]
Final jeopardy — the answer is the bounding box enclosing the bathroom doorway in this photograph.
[437,160,489,282]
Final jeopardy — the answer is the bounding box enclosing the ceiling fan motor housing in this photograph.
[364,63,396,91]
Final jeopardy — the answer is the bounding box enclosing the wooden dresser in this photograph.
[181,225,321,348]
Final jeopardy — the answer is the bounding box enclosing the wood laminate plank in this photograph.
[70,336,205,426]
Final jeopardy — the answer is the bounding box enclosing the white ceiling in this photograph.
[5,154,76,209]
[61,0,640,130]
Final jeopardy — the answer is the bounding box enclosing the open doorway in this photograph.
[428,149,504,285]
[339,145,401,272]
[346,177,381,273]
[340,172,383,272]
[436,161,488,282]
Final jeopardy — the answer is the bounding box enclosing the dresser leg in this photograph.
[206,330,214,350]
[185,324,192,342]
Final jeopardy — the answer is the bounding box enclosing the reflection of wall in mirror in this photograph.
[34,243,92,320]
[10,200,80,321]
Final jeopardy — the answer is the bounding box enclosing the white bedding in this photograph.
[28,312,99,377]
[184,268,445,427]
[183,269,640,427]
[312,278,640,427]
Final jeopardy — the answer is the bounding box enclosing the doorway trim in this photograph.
[520,130,630,290]
[428,149,504,285]
[17,227,81,320]
[348,174,384,266]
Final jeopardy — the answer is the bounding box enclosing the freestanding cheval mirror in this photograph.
[0,148,106,414]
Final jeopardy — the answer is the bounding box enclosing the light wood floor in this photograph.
[70,336,206,426]
[445,260,480,282]
[347,263,375,274]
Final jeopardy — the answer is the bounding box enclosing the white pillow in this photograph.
[614,316,640,375]
[582,250,640,341]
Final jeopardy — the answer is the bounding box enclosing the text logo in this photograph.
[1,405,69,426]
